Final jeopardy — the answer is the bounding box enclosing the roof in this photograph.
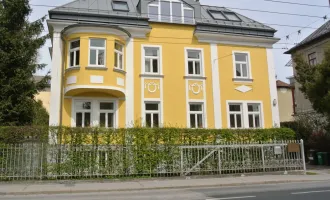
[49,0,277,38]
[286,20,330,54]
[276,80,292,88]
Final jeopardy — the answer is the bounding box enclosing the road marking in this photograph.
[291,190,330,195]
[206,196,256,200]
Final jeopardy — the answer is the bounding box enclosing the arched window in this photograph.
[148,0,194,24]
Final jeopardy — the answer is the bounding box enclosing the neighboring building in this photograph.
[33,76,51,113]
[276,80,294,122]
[47,0,280,128]
[285,20,330,114]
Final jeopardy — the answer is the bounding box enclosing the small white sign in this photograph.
[274,146,282,155]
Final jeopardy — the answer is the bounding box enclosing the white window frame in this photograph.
[98,101,116,128]
[147,0,195,24]
[308,52,317,66]
[185,48,204,77]
[226,101,264,129]
[69,39,80,68]
[232,51,252,80]
[72,98,119,128]
[73,100,92,128]
[142,45,162,75]
[89,38,106,67]
[114,42,124,70]
[228,103,243,129]
[188,102,205,128]
[144,101,161,128]
[247,103,262,128]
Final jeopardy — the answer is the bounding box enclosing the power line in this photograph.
[263,0,329,8]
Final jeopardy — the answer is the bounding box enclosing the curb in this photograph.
[1,179,329,196]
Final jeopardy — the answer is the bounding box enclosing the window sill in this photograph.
[65,66,80,72]
[232,78,254,83]
[113,68,126,74]
[140,74,164,78]
[184,76,207,80]
[86,66,108,71]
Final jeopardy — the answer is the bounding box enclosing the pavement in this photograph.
[1,170,330,196]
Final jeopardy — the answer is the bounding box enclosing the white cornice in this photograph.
[63,26,130,40]
[64,85,126,96]
[124,26,151,39]
[47,19,76,33]
[195,32,280,48]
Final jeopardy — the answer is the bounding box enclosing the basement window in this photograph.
[112,1,129,12]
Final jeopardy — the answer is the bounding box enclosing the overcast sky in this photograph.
[29,0,330,82]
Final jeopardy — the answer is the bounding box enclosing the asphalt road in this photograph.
[2,181,330,200]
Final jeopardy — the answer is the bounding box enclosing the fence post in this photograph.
[300,139,306,174]
[218,149,222,175]
[261,145,265,172]
[180,147,183,176]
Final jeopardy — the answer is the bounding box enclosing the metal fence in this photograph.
[0,140,306,181]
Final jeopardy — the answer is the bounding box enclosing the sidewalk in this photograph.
[1,171,330,195]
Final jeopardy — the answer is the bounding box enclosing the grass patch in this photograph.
[306,171,318,175]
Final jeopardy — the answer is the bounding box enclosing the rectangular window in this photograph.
[229,104,243,128]
[145,103,160,128]
[223,12,241,21]
[99,102,115,128]
[248,104,261,128]
[89,39,106,67]
[75,101,92,127]
[160,1,171,22]
[144,47,160,74]
[69,40,80,67]
[209,10,226,20]
[112,1,129,11]
[234,52,250,79]
[308,52,317,66]
[187,49,202,76]
[172,2,182,23]
[114,42,123,69]
[189,103,204,128]
[148,5,159,21]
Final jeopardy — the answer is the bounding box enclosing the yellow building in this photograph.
[47,0,280,129]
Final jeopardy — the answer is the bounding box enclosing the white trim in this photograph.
[226,100,265,129]
[184,47,205,77]
[66,76,77,85]
[49,32,63,127]
[64,85,126,95]
[232,51,253,80]
[90,75,104,84]
[141,44,163,75]
[63,26,129,40]
[126,38,134,127]
[266,49,280,127]
[211,44,222,128]
[195,32,280,48]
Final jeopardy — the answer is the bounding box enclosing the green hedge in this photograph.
[0,126,296,144]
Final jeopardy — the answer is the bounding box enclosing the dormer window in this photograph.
[148,0,194,24]
[209,10,226,20]
[112,1,129,12]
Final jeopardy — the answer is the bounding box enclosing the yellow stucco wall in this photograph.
[277,88,294,122]
[59,23,274,128]
[35,91,50,113]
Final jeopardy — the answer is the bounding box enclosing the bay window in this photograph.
[89,39,106,67]
[69,40,80,67]
[114,42,123,70]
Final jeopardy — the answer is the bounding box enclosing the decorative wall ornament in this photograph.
[189,83,203,95]
[235,85,252,93]
[145,82,160,93]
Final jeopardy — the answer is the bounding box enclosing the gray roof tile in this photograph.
[286,20,330,53]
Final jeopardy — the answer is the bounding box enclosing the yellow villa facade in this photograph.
[48,0,280,129]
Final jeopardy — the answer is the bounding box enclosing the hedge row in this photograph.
[0,126,296,144]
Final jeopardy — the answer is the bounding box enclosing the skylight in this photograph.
[209,10,226,20]
[112,1,129,12]
[223,12,241,21]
